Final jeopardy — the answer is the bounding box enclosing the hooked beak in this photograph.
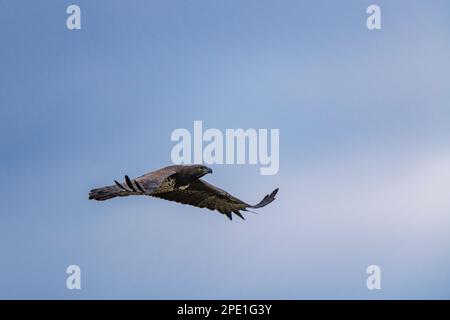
[206,167,213,174]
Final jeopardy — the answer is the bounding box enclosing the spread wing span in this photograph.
[89,164,278,221]
[151,179,279,220]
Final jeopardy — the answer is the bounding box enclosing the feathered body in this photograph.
[89,164,278,220]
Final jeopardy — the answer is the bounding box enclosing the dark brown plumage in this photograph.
[89,164,278,220]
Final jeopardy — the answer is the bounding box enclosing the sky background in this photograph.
[1,0,449,299]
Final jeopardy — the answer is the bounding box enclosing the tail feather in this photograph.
[89,184,125,201]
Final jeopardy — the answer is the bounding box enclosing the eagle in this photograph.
[88,164,278,220]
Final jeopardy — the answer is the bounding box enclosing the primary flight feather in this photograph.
[89,164,278,220]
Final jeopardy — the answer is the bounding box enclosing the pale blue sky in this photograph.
[0,0,449,299]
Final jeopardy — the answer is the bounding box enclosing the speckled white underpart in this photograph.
[152,178,176,194]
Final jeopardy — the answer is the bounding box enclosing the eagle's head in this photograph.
[180,164,213,180]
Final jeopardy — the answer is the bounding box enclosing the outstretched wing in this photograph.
[129,166,178,194]
[89,166,179,200]
[151,179,278,220]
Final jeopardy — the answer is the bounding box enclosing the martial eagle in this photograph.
[88,164,278,220]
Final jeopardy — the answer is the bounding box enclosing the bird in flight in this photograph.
[89,164,278,220]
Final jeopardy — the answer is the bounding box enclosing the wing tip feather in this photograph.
[248,187,279,209]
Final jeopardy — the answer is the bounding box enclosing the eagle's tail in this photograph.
[89,175,144,201]
[248,188,279,209]
[88,184,125,201]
